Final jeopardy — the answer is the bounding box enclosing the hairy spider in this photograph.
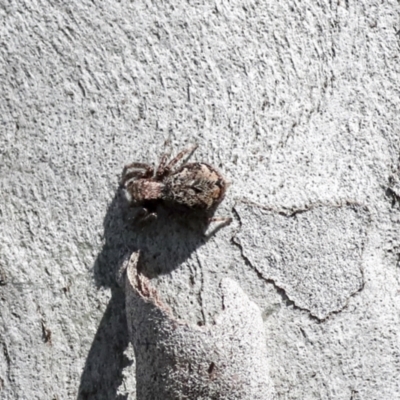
[121,144,230,225]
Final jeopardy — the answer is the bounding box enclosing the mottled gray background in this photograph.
[1,0,400,399]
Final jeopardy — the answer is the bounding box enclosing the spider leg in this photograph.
[123,162,153,174]
[155,137,174,178]
[122,170,147,185]
[204,216,232,239]
[156,144,198,178]
[167,144,199,170]
[122,162,154,184]
[156,150,172,178]
[134,207,157,225]
[208,216,233,224]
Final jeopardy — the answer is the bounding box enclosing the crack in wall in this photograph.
[232,201,371,322]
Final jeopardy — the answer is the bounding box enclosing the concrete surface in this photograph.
[1,0,400,399]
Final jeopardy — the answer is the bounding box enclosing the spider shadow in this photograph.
[77,187,209,400]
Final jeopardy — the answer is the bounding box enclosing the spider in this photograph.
[121,144,231,226]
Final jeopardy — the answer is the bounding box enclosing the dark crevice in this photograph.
[2,341,13,386]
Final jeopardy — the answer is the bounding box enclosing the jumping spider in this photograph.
[121,144,231,227]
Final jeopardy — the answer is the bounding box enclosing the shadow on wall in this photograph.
[77,188,208,400]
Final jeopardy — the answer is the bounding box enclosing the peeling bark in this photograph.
[123,252,275,399]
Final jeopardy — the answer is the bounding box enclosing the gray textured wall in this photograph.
[1,0,400,399]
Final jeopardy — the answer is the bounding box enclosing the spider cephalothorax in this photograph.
[121,145,229,222]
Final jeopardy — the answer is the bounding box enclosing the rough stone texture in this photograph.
[1,0,400,399]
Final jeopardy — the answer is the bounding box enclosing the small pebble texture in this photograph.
[1,0,400,399]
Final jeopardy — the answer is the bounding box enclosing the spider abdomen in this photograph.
[162,163,227,210]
